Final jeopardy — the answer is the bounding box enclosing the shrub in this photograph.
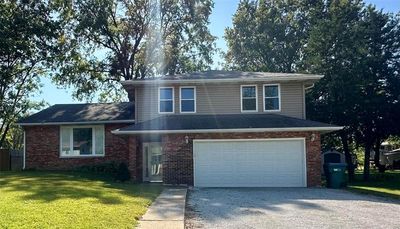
[75,162,131,182]
[115,162,131,182]
[75,162,116,179]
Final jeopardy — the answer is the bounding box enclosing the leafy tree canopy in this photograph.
[225,0,400,180]
[0,0,60,148]
[225,0,322,72]
[53,0,217,101]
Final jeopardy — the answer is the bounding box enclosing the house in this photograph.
[18,70,342,187]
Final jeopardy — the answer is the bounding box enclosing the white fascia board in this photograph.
[111,126,344,135]
[121,75,323,86]
[18,119,135,126]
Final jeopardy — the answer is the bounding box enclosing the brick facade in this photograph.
[25,126,321,187]
[161,131,321,187]
[24,124,132,170]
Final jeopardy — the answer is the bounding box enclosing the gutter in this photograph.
[304,83,315,90]
[23,130,26,170]
[18,119,135,126]
[122,75,323,85]
[111,126,344,135]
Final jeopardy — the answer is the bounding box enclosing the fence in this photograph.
[0,149,23,171]
[0,149,10,171]
[10,150,23,170]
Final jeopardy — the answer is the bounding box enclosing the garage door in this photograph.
[193,139,306,187]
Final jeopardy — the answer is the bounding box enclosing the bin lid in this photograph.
[327,163,347,168]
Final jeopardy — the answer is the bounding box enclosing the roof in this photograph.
[18,102,135,125]
[122,70,323,85]
[112,114,342,134]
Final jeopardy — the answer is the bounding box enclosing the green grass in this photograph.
[0,171,163,229]
[348,170,400,199]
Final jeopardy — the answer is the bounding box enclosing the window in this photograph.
[60,126,104,157]
[241,85,258,112]
[180,87,196,113]
[159,87,174,113]
[263,84,280,111]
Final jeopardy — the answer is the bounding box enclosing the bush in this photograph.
[115,162,131,182]
[75,162,131,182]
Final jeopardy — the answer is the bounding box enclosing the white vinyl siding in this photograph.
[193,139,306,187]
[135,82,305,122]
[60,125,105,157]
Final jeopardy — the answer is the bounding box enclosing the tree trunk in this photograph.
[373,140,386,173]
[340,132,354,181]
[363,141,373,181]
[0,122,11,149]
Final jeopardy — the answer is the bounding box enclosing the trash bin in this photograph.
[324,163,347,188]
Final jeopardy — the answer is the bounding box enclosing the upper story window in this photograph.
[180,86,196,113]
[241,85,258,112]
[263,84,281,111]
[159,87,174,113]
[60,126,104,157]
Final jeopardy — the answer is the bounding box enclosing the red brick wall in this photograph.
[128,136,143,181]
[25,126,322,187]
[162,131,321,187]
[24,124,132,170]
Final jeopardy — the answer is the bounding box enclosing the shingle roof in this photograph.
[122,70,323,85]
[18,102,135,125]
[113,114,341,134]
[157,70,321,80]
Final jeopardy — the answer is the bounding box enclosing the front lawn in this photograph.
[0,171,162,228]
[348,170,400,199]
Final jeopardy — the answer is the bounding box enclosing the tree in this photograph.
[304,0,367,180]
[0,0,60,149]
[54,0,216,101]
[306,2,400,180]
[353,7,400,178]
[225,0,400,181]
[225,0,322,72]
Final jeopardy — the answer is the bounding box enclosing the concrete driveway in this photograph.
[185,188,400,229]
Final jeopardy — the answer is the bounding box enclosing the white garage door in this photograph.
[193,139,306,187]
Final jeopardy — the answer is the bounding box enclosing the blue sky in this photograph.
[37,0,400,105]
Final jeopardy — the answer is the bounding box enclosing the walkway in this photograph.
[138,187,187,229]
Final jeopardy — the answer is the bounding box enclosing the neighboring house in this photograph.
[18,70,342,187]
[370,142,400,169]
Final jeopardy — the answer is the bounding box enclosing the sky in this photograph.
[36,0,400,105]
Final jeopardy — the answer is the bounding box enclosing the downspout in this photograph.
[304,84,315,90]
[303,84,315,120]
[23,130,26,170]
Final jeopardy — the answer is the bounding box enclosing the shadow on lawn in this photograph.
[0,171,162,205]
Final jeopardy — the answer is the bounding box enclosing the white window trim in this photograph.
[158,87,175,114]
[240,85,258,112]
[263,83,281,112]
[59,125,105,158]
[179,86,196,113]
